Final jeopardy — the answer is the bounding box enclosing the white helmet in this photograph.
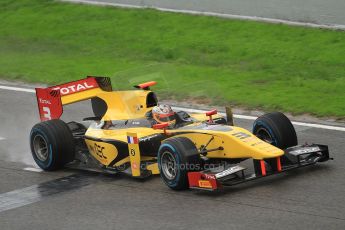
[152,104,176,127]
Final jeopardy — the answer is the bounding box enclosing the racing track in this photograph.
[62,0,345,29]
[0,81,345,230]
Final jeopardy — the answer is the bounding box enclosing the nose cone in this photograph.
[226,127,284,159]
[250,141,284,159]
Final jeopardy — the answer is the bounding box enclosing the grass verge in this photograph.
[1,0,345,117]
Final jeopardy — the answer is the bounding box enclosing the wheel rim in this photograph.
[33,134,48,161]
[256,127,274,145]
[161,151,177,180]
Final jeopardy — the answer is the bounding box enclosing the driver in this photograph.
[151,104,176,128]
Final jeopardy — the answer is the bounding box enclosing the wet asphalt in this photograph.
[0,84,344,230]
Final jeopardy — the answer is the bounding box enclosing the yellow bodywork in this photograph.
[127,132,141,176]
[85,139,118,166]
[61,89,153,120]
[59,80,284,177]
[85,122,283,164]
[168,126,284,160]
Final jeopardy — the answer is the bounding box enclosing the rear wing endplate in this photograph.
[35,76,111,121]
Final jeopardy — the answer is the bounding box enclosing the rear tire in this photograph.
[158,137,200,190]
[253,112,297,149]
[30,119,75,171]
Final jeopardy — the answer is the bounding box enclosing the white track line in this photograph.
[23,167,43,173]
[61,0,345,30]
[0,84,344,132]
[0,85,35,93]
[0,137,5,141]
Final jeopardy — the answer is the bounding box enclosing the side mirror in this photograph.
[225,106,234,126]
[205,109,217,123]
[153,123,169,134]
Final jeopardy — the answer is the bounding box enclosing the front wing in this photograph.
[188,144,331,191]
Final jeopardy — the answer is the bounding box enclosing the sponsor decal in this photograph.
[215,165,245,179]
[53,82,94,95]
[49,90,60,97]
[50,78,98,96]
[90,143,107,159]
[38,98,51,105]
[127,136,139,144]
[130,148,136,156]
[198,180,213,189]
[139,134,160,142]
[204,174,216,180]
[85,139,118,166]
[135,104,143,111]
[232,132,251,139]
[290,147,321,155]
[132,162,138,170]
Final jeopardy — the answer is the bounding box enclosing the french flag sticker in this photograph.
[127,135,138,144]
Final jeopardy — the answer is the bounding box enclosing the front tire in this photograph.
[253,112,297,149]
[158,137,200,190]
[30,119,75,171]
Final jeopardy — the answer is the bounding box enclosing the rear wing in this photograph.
[35,76,111,121]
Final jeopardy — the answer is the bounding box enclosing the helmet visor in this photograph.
[156,112,175,123]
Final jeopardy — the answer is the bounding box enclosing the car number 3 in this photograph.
[43,107,51,120]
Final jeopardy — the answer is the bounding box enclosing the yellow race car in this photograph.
[30,77,330,191]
